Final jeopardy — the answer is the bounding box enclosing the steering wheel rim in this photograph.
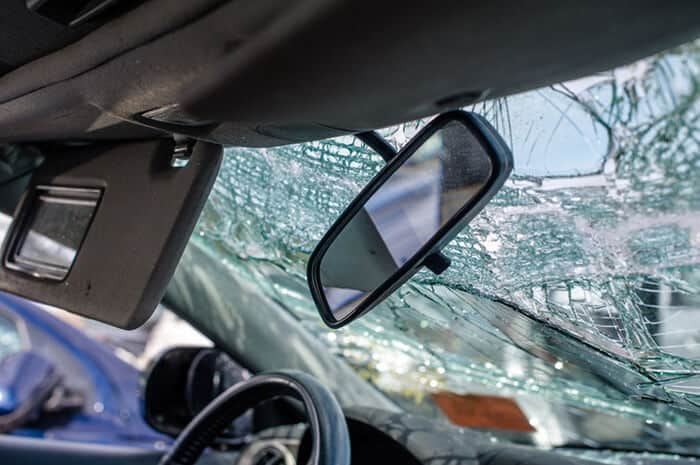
[158,370,350,465]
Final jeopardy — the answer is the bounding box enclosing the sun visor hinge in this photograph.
[171,135,195,168]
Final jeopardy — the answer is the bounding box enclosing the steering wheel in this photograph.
[158,370,350,465]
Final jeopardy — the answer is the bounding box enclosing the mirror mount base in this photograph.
[424,252,451,275]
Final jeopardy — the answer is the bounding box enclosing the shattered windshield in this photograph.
[174,40,700,455]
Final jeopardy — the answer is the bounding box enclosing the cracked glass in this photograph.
[173,39,700,455]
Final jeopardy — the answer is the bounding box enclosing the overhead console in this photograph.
[0,139,221,328]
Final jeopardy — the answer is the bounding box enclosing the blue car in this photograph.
[0,292,167,448]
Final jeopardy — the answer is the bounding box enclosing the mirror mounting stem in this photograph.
[423,252,451,275]
[356,131,396,162]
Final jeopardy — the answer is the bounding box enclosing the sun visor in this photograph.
[0,139,221,328]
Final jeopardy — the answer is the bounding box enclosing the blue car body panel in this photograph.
[0,292,168,448]
[0,351,57,415]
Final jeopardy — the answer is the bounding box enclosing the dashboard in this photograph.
[141,348,695,465]
[254,413,424,465]
[231,407,698,465]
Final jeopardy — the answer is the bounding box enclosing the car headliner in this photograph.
[0,1,698,146]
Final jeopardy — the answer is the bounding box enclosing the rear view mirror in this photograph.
[308,111,512,328]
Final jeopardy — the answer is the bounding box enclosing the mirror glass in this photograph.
[6,187,101,281]
[318,120,494,322]
[0,145,43,249]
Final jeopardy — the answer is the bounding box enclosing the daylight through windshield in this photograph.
[170,40,700,455]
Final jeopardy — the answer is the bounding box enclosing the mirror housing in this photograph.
[308,111,512,328]
[0,351,60,433]
[142,347,251,437]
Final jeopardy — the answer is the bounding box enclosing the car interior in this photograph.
[1,1,700,465]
